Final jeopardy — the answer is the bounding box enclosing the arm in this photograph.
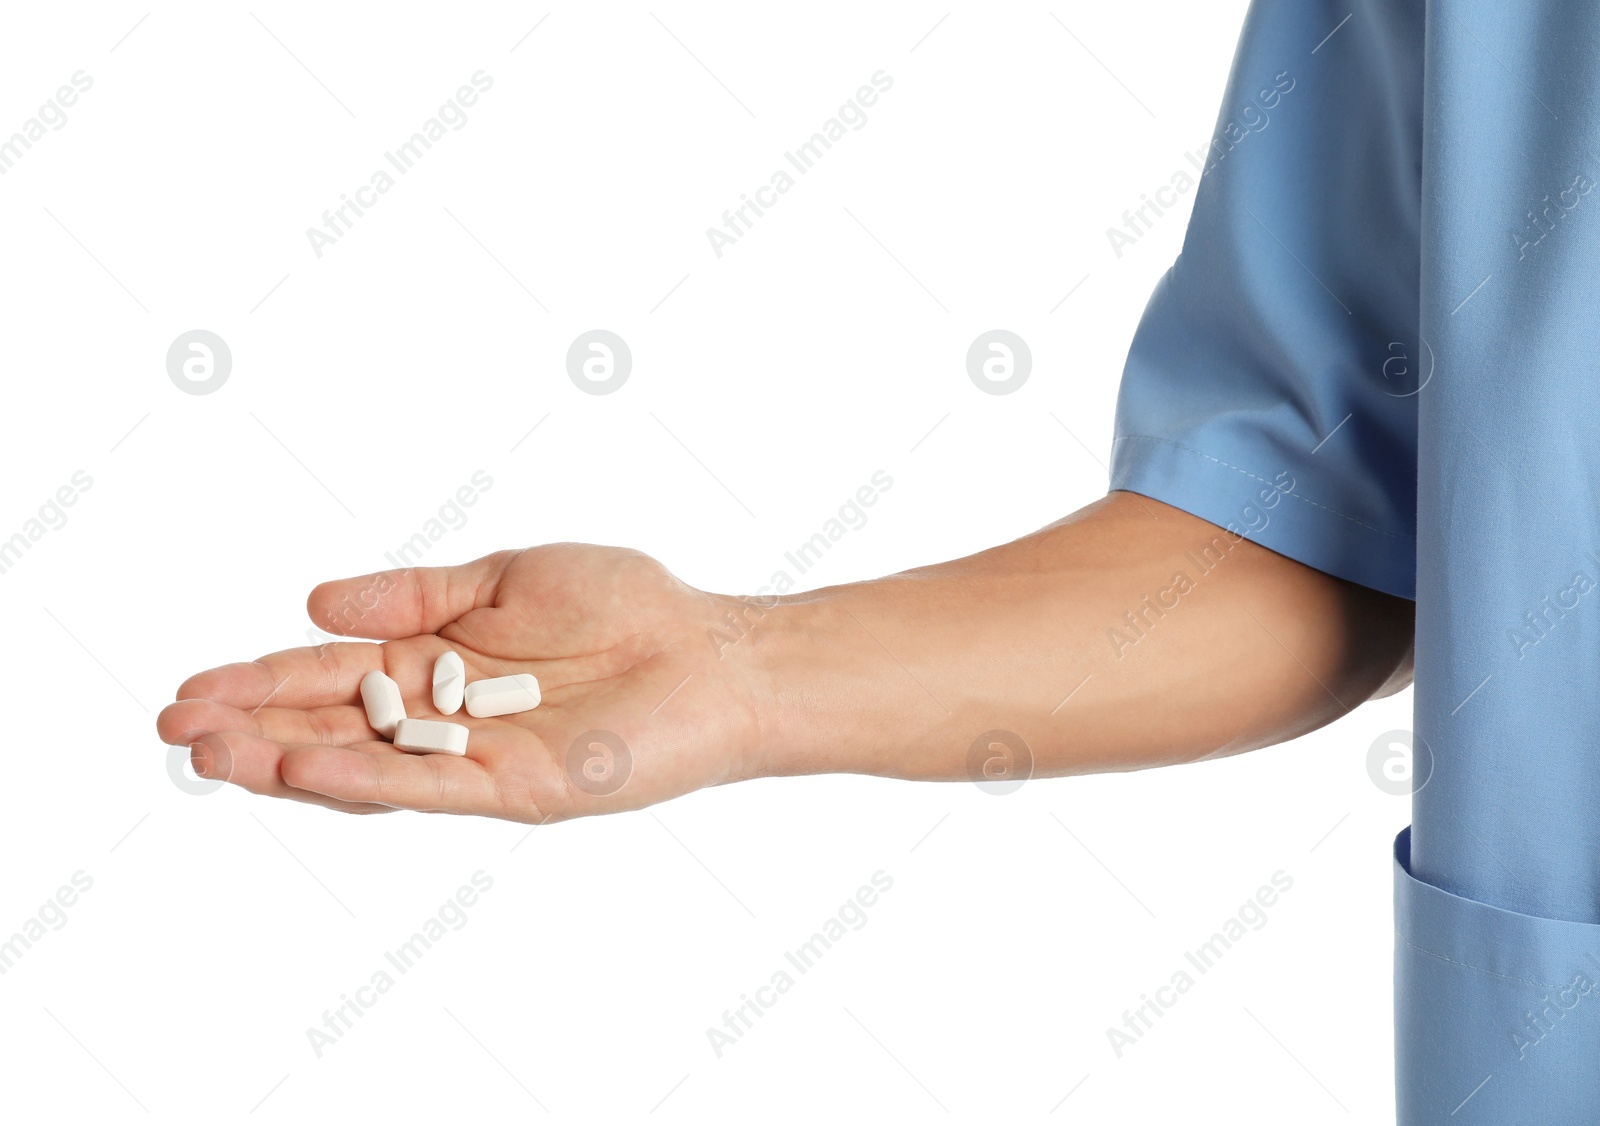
[157,491,1413,821]
[744,490,1412,780]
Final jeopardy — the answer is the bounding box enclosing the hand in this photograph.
[157,545,766,823]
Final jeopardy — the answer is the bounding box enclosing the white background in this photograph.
[0,3,1413,1123]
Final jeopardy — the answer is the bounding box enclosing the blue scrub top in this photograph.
[1108,1,1600,1118]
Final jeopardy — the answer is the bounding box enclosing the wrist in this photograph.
[719,591,832,778]
[721,584,956,781]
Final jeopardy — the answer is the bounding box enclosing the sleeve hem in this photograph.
[1109,433,1416,601]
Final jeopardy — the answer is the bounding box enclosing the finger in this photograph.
[280,729,544,819]
[307,551,518,640]
[176,642,383,710]
[189,731,395,815]
[160,698,373,748]
[175,637,471,712]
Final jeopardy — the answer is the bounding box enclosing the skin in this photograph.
[156,491,1415,823]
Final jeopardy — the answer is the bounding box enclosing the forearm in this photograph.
[735,491,1414,781]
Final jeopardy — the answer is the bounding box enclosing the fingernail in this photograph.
[190,742,210,778]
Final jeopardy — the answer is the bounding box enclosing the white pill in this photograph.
[464,673,541,718]
[393,717,469,756]
[359,670,405,739]
[432,650,465,715]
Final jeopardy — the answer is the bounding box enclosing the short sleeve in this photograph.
[1107,0,1423,600]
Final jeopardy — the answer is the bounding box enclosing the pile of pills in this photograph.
[359,650,540,756]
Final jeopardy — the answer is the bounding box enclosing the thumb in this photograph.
[306,550,518,639]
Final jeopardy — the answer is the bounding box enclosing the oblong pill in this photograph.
[464,673,541,718]
[359,670,405,739]
[393,717,469,756]
[433,650,465,715]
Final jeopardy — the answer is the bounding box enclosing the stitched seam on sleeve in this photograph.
[1394,930,1558,989]
[1112,434,1414,542]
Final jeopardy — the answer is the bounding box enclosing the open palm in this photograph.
[157,545,766,822]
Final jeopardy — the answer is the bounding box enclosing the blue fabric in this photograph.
[1109,0,1423,601]
[1108,1,1600,1118]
